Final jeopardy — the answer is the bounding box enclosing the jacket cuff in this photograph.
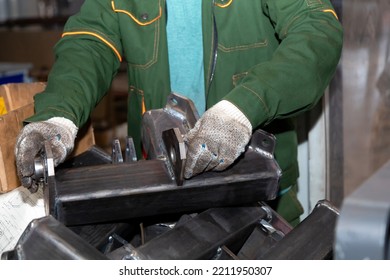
[45,117,78,141]
[213,100,252,131]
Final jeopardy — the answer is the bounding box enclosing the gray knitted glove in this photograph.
[15,117,78,192]
[184,100,252,179]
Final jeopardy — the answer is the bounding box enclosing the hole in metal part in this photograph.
[169,146,177,165]
[261,138,270,148]
[169,97,179,106]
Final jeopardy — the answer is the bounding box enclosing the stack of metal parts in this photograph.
[1,93,340,260]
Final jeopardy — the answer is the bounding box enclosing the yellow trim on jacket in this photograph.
[322,9,339,20]
[215,0,234,8]
[62,31,122,62]
[111,0,162,26]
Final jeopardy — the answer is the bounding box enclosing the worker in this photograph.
[14,0,343,226]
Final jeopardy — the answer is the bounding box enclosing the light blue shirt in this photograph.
[166,0,206,115]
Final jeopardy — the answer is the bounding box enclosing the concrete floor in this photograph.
[342,0,390,196]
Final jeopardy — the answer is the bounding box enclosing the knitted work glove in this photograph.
[15,117,78,192]
[184,100,252,179]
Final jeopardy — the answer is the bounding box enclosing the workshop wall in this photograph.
[342,0,390,195]
[0,29,61,81]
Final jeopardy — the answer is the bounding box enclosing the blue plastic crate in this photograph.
[0,63,32,85]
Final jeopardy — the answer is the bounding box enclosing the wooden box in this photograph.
[0,83,95,193]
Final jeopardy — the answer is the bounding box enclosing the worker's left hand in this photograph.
[184,100,252,179]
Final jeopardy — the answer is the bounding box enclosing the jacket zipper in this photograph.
[206,0,218,99]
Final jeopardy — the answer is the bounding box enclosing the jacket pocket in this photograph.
[111,0,162,26]
[112,0,162,67]
[214,1,269,52]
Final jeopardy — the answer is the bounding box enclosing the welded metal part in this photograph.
[1,216,108,260]
[112,138,124,163]
[45,129,280,226]
[160,126,280,187]
[165,92,200,129]
[258,202,293,236]
[335,160,390,260]
[142,92,280,186]
[125,136,137,162]
[141,92,199,161]
[237,203,292,260]
[40,91,280,226]
[162,127,186,186]
[107,206,267,260]
[257,204,286,242]
[258,200,339,260]
[32,141,55,193]
[258,220,285,242]
[46,137,280,226]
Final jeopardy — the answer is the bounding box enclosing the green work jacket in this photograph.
[27,0,343,221]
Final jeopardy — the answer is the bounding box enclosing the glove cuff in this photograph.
[213,100,252,131]
[45,117,78,141]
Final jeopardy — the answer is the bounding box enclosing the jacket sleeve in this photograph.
[26,0,123,128]
[223,0,343,128]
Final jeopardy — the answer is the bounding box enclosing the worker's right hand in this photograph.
[14,117,78,192]
[183,100,252,179]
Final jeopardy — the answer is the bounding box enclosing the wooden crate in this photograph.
[0,83,95,193]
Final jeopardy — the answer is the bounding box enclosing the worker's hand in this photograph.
[184,100,252,179]
[15,117,78,192]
